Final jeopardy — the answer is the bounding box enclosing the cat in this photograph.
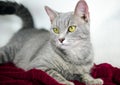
[0,0,103,85]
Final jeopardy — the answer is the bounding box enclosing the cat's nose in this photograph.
[59,38,65,43]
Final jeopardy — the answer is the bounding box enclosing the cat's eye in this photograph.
[53,28,59,34]
[68,25,76,32]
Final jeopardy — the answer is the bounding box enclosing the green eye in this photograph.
[53,28,59,34]
[68,25,76,32]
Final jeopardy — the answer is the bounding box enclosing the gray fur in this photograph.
[0,0,103,85]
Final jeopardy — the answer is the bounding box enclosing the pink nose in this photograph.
[59,38,65,43]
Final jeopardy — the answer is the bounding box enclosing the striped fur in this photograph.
[0,1,34,28]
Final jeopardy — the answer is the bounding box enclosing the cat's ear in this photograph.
[74,0,89,22]
[45,6,58,23]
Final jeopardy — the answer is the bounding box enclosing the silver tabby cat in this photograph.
[0,0,103,85]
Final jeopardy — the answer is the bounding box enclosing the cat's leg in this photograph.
[46,69,74,85]
[81,73,103,85]
[0,47,8,63]
[0,46,15,64]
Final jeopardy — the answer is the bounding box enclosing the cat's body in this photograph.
[0,0,103,85]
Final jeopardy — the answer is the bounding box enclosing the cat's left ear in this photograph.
[74,0,89,22]
[45,6,58,23]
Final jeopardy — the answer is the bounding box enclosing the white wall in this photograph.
[0,0,120,67]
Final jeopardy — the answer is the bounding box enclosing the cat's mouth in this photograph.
[59,43,70,48]
[60,40,80,47]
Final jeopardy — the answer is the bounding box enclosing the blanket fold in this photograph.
[0,63,120,85]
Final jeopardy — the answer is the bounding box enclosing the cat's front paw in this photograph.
[60,81,74,85]
[65,81,74,85]
[85,78,103,85]
[0,53,4,64]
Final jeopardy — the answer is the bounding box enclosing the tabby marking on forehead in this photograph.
[53,13,73,29]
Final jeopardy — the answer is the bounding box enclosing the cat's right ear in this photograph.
[45,6,58,23]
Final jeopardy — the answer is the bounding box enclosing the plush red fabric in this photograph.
[0,63,120,85]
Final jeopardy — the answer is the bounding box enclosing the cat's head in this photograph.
[45,0,90,49]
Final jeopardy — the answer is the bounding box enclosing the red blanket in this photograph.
[0,63,120,85]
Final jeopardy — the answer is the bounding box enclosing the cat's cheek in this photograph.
[56,40,62,47]
[53,39,60,46]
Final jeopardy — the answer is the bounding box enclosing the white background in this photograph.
[0,0,120,67]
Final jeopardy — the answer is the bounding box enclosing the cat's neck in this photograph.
[50,40,93,65]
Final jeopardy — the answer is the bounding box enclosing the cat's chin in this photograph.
[57,41,79,49]
[57,43,70,49]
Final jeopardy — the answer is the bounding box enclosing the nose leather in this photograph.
[59,38,65,43]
